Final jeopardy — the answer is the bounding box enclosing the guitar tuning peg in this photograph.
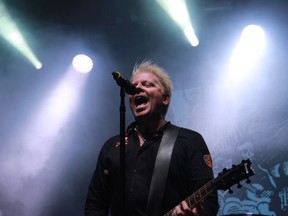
[222,168,227,172]
[228,188,233,194]
[246,178,251,184]
[237,183,242,188]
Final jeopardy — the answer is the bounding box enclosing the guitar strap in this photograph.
[146,124,180,216]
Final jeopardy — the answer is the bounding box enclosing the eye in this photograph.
[144,81,154,87]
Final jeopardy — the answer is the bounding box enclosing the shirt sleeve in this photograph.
[184,131,219,216]
[85,140,112,216]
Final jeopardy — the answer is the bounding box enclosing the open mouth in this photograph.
[135,96,148,107]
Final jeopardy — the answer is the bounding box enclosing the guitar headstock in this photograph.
[214,159,255,192]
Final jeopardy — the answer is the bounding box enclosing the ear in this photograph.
[162,95,171,106]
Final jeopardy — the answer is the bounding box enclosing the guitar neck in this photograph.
[164,181,214,216]
[163,159,254,216]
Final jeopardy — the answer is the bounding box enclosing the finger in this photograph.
[172,205,182,216]
[181,201,195,215]
[192,207,199,215]
[181,200,189,210]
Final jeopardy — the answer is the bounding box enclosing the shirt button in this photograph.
[130,188,134,193]
[133,169,137,173]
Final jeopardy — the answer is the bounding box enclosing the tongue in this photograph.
[136,102,148,108]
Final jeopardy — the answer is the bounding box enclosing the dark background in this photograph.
[0,0,288,215]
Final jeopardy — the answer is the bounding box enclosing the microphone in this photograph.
[112,71,138,95]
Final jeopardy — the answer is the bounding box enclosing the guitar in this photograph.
[164,159,255,216]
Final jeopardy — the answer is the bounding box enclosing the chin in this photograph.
[134,114,146,120]
[134,112,149,121]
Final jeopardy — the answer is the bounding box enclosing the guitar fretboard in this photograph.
[163,181,214,216]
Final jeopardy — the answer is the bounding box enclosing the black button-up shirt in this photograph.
[85,123,219,216]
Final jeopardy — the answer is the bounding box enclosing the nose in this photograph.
[134,83,143,93]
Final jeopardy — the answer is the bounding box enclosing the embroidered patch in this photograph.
[203,154,213,168]
[115,133,129,147]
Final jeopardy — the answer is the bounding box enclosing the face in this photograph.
[129,72,170,121]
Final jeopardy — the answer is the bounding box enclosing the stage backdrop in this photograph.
[168,86,288,216]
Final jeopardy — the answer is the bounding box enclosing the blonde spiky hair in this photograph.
[131,60,173,97]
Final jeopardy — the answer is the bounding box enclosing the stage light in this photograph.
[229,24,266,78]
[0,2,42,69]
[72,54,93,73]
[211,24,267,103]
[183,25,199,47]
[156,0,199,46]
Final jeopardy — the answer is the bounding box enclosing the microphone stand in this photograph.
[119,87,126,216]
[112,71,137,216]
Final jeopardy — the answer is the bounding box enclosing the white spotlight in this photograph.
[156,0,199,47]
[229,24,266,77]
[241,25,266,52]
[72,54,93,73]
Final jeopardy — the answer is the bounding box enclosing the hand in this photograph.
[172,201,200,216]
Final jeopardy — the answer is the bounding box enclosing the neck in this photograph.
[136,118,167,139]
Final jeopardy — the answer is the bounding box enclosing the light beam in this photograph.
[156,0,199,46]
[0,1,42,69]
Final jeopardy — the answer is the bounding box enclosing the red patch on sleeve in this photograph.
[203,154,213,168]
